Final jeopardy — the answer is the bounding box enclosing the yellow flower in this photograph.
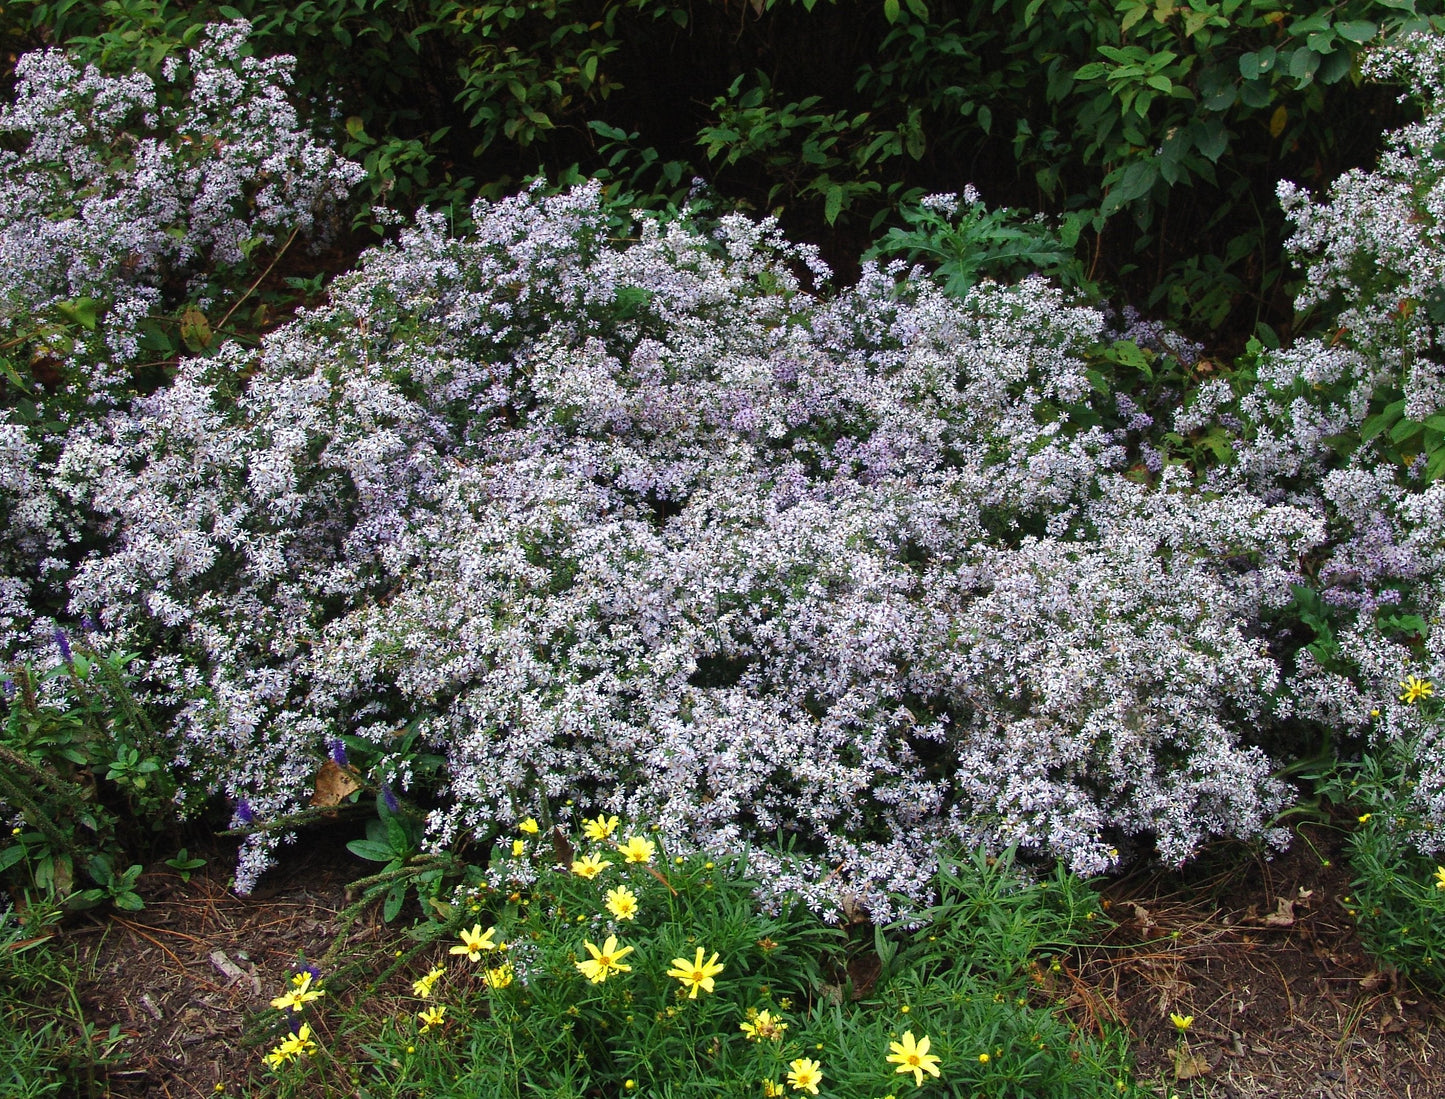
[583,814,620,841]
[786,1057,824,1095]
[763,1083,785,1098]
[486,962,515,989]
[740,1008,788,1041]
[511,838,526,857]
[262,1023,318,1069]
[616,835,656,863]
[576,935,635,983]
[572,852,611,879]
[1400,675,1435,704]
[417,1004,446,1031]
[666,947,725,998]
[1170,1013,1193,1032]
[269,971,324,1012]
[978,1053,989,1063]
[519,817,540,834]
[1358,814,1372,824]
[449,923,499,962]
[605,885,640,921]
[411,965,445,999]
[1434,866,1445,890]
[887,1030,943,1087]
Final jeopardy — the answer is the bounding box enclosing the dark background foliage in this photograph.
[4,0,1438,351]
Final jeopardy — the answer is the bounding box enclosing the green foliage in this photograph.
[1319,727,1445,989]
[865,192,1093,295]
[0,908,128,1097]
[247,832,1135,1098]
[0,640,176,913]
[13,0,1430,336]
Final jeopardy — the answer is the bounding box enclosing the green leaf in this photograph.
[1195,119,1227,162]
[1389,416,1424,445]
[0,844,25,873]
[114,892,146,912]
[883,0,900,22]
[1289,48,1321,84]
[346,839,395,862]
[1335,20,1378,44]
[383,881,406,922]
[977,104,992,134]
[53,298,98,330]
[824,184,844,226]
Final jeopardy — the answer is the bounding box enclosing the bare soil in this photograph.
[35,820,1445,1099]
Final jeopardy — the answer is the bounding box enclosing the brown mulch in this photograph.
[58,830,401,1098]
[24,820,1445,1098]
[1076,822,1444,1099]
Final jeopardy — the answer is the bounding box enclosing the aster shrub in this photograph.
[44,158,1329,905]
[1172,32,1445,856]
[0,19,361,649]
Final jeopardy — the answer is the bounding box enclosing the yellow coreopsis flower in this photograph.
[572,852,611,879]
[886,1030,942,1087]
[605,885,640,920]
[616,835,656,863]
[485,962,515,989]
[1400,675,1435,704]
[575,935,635,983]
[511,838,526,857]
[449,923,499,962]
[666,946,724,998]
[269,971,325,1012]
[786,1057,823,1095]
[411,964,445,999]
[1170,1012,1193,1032]
[263,1023,318,1069]
[417,1004,447,1031]
[740,1008,788,1041]
[583,814,620,841]
[762,1082,784,1098]
[519,817,540,834]
[1434,866,1445,890]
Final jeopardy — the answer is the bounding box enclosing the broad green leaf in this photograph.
[1289,48,1321,84]
[1335,20,1378,44]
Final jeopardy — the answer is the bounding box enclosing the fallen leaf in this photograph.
[311,758,362,807]
[1263,897,1296,927]
[1172,1048,1211,1080]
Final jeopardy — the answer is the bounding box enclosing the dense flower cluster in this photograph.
[1204,32,1445,850]
[44,168,1322,905]
[0,21,361,655]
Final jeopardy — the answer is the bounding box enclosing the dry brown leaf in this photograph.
[1263,897,1296,927]
[310,758,362,807]
[1172,1048,1211,1080]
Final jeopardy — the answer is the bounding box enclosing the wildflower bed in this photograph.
[5,14,1445,1099]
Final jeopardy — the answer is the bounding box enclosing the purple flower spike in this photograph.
[54,628,72,666]
[382,784,399,814]
[328,738,348,767]
[300,962,322,980]
[2,679,13,700]
[80,615,97,634]
[235,798,255,826]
